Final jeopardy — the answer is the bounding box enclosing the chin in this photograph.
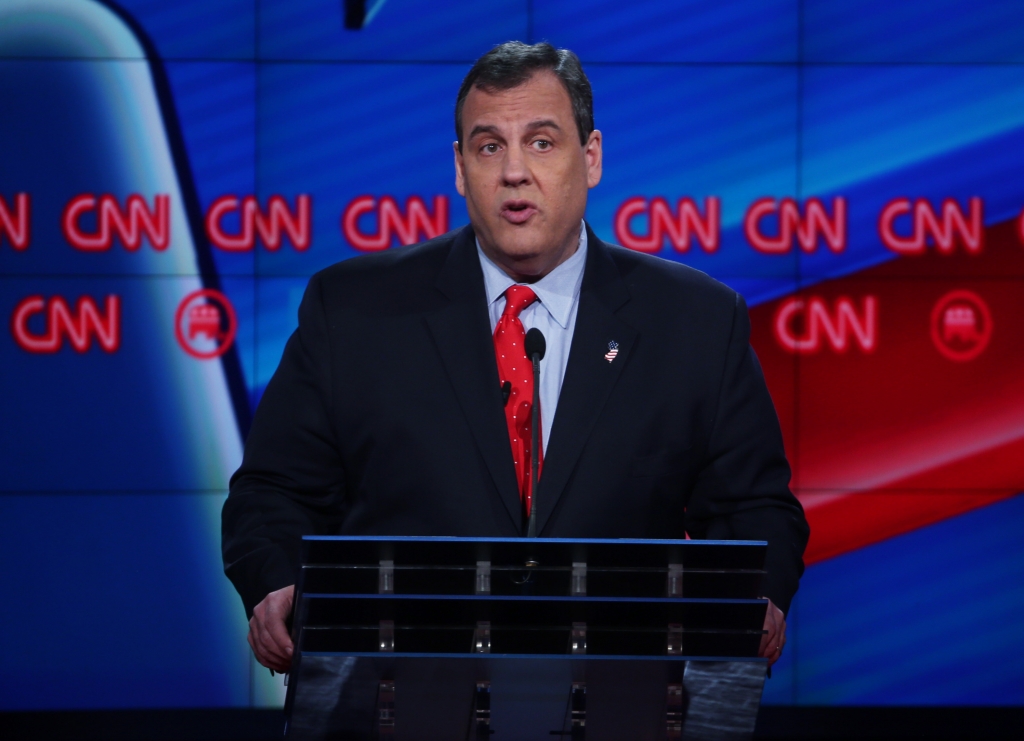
[494,228,545,258]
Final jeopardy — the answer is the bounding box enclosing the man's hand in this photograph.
[248,584,295,673]
[758,598,786,667]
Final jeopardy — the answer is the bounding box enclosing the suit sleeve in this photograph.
[222,273,346,618]
[685,293,809,615]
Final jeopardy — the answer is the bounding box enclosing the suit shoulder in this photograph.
[304,227,464,314]
[313,228,459,289]
[602,240,739,313]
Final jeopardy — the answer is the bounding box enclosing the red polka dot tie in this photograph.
[494,285,542,517]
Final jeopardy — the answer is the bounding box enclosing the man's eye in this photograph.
[533,140,551,150]
[481,143,499,154]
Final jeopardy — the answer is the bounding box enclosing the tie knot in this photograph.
[502,285,538,318]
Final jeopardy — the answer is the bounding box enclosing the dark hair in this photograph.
[455,41,594,151]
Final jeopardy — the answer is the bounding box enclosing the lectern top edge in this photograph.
[301,593,769,605]
[302,535,769,546]
[299,535,769,573]
[299,651,771,662]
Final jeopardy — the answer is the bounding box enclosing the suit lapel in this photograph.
[424,226,523,530]
[536,226,637,535]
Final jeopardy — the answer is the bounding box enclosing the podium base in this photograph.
[285,655,766,741]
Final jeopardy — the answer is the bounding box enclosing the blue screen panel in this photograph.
[258,0,528,61]
[113,0,255,60]
[790,495,1024,705]
[0,58,207,278]
[254,62,469,277]
[803,0,1024,63]
[535,0,798,63]
[584,64,799,299]
[253,276,307,404]
[0,492,250,709]
[0,276,248,492]
[798,64,1024,285]
[164,60,258,279]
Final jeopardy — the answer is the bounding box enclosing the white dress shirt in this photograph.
[477,223,588,454]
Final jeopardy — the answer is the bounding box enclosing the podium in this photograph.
[284,537,770,741]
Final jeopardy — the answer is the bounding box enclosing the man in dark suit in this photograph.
[223,41,808,674]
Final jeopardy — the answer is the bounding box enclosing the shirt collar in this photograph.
[476,222,588,330]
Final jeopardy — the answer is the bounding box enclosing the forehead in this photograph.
[462,70,574,132]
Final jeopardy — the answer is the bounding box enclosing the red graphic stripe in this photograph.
[749,217,1024,564]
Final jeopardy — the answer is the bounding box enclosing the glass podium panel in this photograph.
[285,537,770,740]
[287,655,766,741]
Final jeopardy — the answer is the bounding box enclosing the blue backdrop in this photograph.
[2,0,1022,709]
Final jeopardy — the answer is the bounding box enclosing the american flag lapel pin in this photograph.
[604,341,619,363]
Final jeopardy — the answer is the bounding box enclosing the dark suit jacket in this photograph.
[223,223,808,617]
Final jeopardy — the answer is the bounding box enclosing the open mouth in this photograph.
[501,199,538,225]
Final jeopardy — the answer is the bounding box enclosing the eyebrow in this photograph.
[525,119,562,133]
[467,124,501,141]
[467,119,564,142]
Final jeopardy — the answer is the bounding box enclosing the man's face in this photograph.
[455,70,602,282]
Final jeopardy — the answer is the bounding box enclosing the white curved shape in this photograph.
[0,0,145,58]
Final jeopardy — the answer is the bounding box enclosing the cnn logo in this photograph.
[342,195,449,251]
[11,295,121,353]
[62,194,169,251]
[774,296,877,354]
[206,195,311,251]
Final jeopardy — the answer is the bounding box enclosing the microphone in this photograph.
[524,328,545,538]
[525,328,546,362]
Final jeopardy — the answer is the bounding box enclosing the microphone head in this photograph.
[525,328,546,360]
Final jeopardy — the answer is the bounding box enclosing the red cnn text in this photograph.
[62,194,170,251]
[0,193,30,250]
[342,195,449,251]
[613,196,720,253]
[11,294,121,353]
[774,295,877,354]
[878,197,983,254]
[206,194,311,251]
[745,197,847,254]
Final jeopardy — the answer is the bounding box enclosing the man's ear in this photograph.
[585,129,603,189]
[453,141,466,197]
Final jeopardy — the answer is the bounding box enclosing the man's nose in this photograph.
[501,145,531,187]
